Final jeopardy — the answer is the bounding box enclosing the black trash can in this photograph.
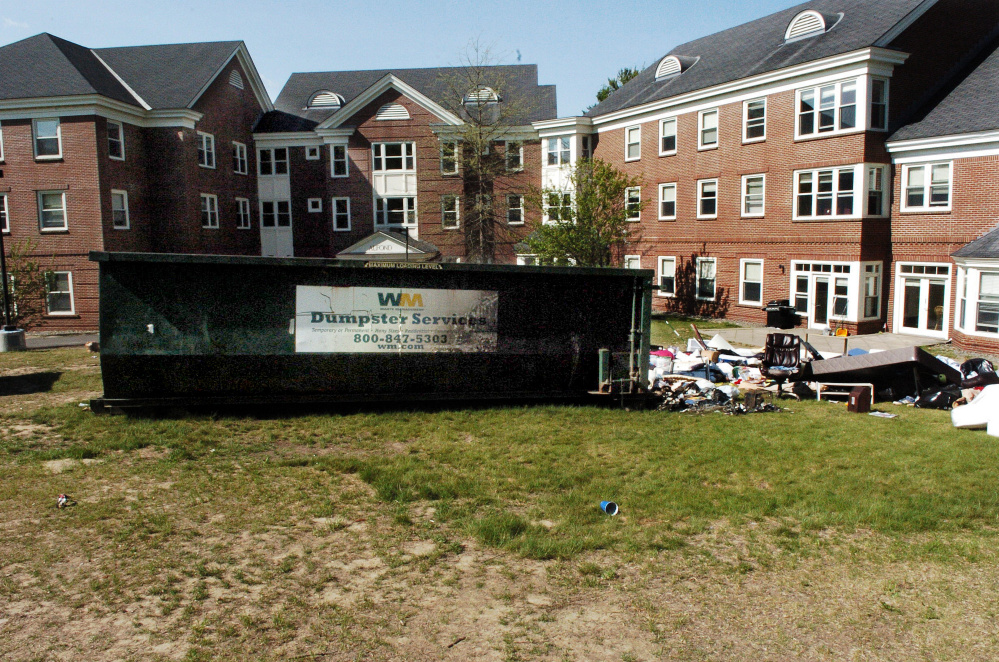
[763,300,799,329]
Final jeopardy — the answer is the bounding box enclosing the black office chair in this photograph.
[763,333,802,397]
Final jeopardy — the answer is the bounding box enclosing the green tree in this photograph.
[2,239,50,329]
[526,158,642,267]
[596,67,641,104]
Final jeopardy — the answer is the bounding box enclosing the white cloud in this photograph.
[3,17,29,30]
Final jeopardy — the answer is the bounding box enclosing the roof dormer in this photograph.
[307,90,344,109]
[784,10,841,42]
[463,86,500,106]
[655,55,698,81]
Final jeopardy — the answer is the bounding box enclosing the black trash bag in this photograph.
[914,384,962,409]
[791,381,815,399]
[960,358,999,388]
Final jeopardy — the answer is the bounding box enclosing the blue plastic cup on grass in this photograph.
[600,501,619,516]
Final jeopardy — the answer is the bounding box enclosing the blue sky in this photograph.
[1,0,802,115]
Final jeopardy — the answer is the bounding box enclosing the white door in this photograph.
[260,200,293,257]
[899,277,947,335]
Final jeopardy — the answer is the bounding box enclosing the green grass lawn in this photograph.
[650,314,741,348]
[3,347,999,661]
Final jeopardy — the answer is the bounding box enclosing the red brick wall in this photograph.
[0,115,103,330]
[591,88,891,331]
[286,88,539,262]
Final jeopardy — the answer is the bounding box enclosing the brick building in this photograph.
[251,65,556,262]
[533,0,999,349]
[886,38,999,353]
[0,33,272,330]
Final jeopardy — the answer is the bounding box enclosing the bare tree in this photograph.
[435,42,541,263]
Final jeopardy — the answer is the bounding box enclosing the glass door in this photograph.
[812,277,829,327]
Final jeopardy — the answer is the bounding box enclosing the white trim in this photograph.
[107,119,125,161]
[305,146,321,160]
[0,192,8,234]
[739,258,764,306]
[868,76,889,131]
[900,161,952,213]
[624,255,642,269]
[111,189,130,230]
[374,102,411,120]
[625,186,641,222]
[742,98,766,143]
[784,10,831,42]
[588,48,908,129]
[441,194,460,230]
[32,118,62,160]
[45,271,75,316]
[0,94,204,127]
[532,116,594,136]
[659,117,677,156]
[741,173,766,217]
[892,261,952,339]
[253,131,325,148]
[233,141,248,174]
[658,183,677,221]
[258,146,289,176]
[186,44,275,113]
[655,56,683,79]
[235,197,252,229]
[197,131,216,169]
[200,193,219,228]
[697,109,718,150]
[953,261,999,339]
[505,140,524,172]
[89,49,152,110]
[696,178,718,219]
[695,257,717,301]
[37,191,67,231]
[317,74,462,129]
[331,144,349,178]
[0,120,4,162]
[308,198,323,213]
[792,164,864,221]
[332,197,351,232]
[874,0,940,47]
[794,77,862,141]
[657,256,677,297]
[625,125,641,161]
[888,128,999,158]
[506,194,525,225]
[440,141,459,175]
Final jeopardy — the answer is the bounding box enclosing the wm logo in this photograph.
[377,292,424,307]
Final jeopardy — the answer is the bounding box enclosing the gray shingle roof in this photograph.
[0,33,138,106]
[953,225,999,259]
[0,33,246,110]
[258,64,556,133]
[94,40,242,109]
[890,40,999,142]
[585,0,927,118]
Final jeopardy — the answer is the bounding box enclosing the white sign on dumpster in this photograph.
[295,285,498,353]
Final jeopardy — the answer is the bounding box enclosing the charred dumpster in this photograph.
[89,252,652,410]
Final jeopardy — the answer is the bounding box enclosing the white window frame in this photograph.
[901,162,952,213]
[38,191,67,231]
[233,142,248,174]
[581,135,592,160]
[862,263,881,319]
[793,165,862,220]
[440,141,459,175]
[374,196,417,227]
[543,191,573,224]
[657,256,676,297]
[546,136,571,167]
[625,187,641,222]
[696,257,717,301]
[107,120,125,161]
[867,165,887,217]
[956,267,999,336]
[441,195,460,230]
[330,144,349,177]
[698,109,718,150]
[624,255,642,269]
[743,98,766,143]
[236,197,251,229]
[505,141,523,172]
[659,118,677,156]
[0,120,4,162]
[739,258,764,306]
[305,146,321,160]
[372,142,415,172]
[308,198,323,213]
[200,194,219,228]
[741,174,766,217]
[625,125,641,161]
[258,147,288,176]
[869,77,889,131]
[658,183,677,220]
[260,200,291,229]
[795,78,860,140]
[197,131,216,169]
[111,189,129,230]
[33,118,62,160]
[332,197,351,232]
[45,271,75,316]
[0,193,9,233]
[506,194,524,225]
[696,179,718,219]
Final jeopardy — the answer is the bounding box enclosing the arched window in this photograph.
[308,91,344,109]
[654,55,698,81]
[374,102,411,120]
[463,86,500,105]
[785,10,840,42]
